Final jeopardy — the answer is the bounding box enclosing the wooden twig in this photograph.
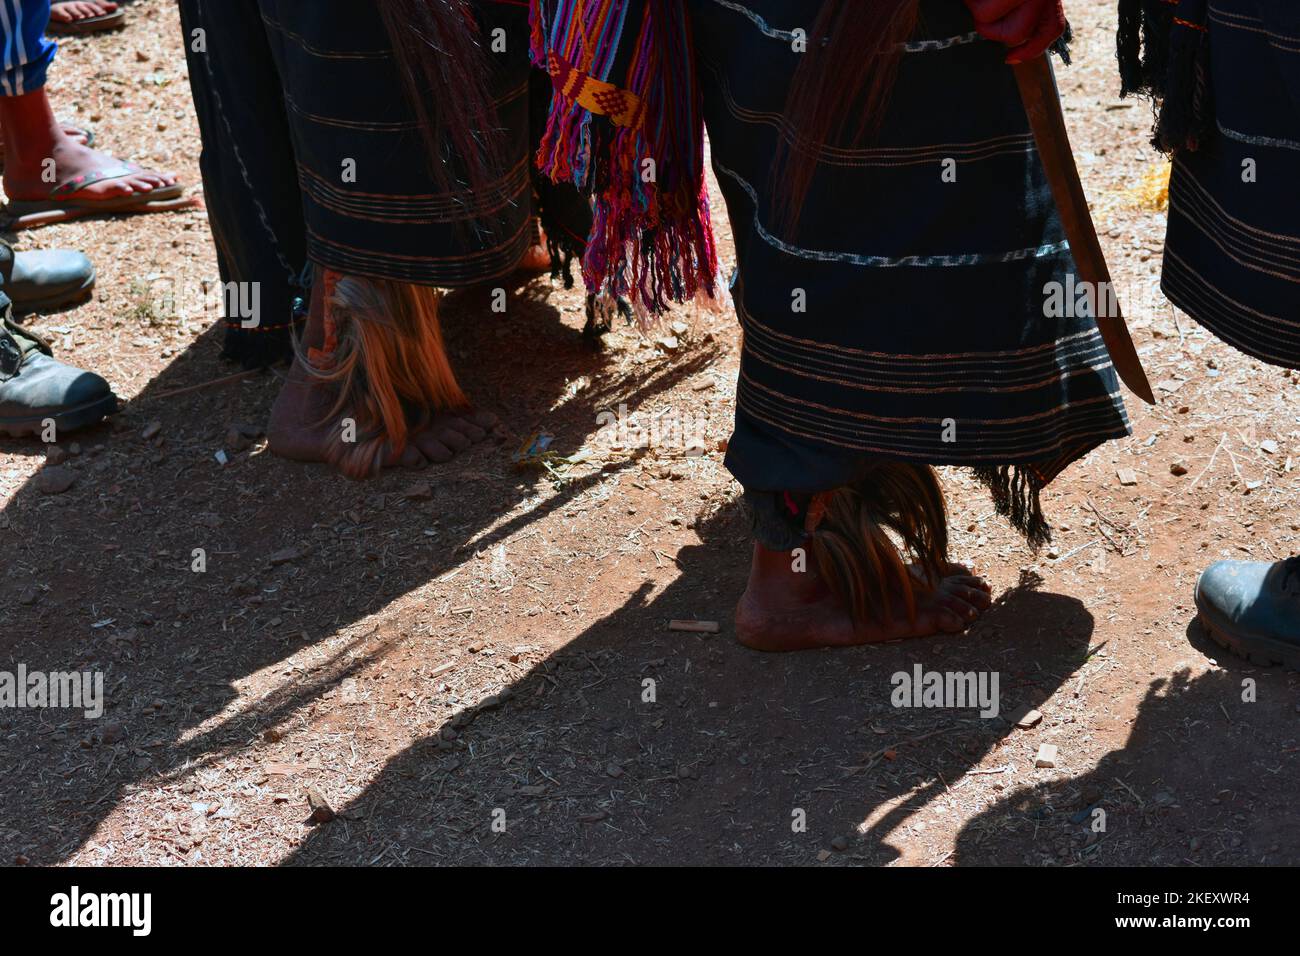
[129,367,263,403]
[1186,432,1229,492]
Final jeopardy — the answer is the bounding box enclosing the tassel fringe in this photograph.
[530,0,719,317]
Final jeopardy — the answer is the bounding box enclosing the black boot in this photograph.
[0,298,117,437]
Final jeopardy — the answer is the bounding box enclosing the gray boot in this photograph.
[0,237,95,316]
[1195,559,1300,669]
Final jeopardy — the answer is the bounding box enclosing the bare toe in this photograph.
[433,425,472,452]
[396,444,426,469]
[414,432,455,464]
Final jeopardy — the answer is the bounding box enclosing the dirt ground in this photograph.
[1,0,1297,867]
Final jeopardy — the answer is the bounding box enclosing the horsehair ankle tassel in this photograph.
[299,270,467,479]
[806,463,949,629]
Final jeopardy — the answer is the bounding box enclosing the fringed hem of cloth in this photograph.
[971,465,1051,550]
[746,463,1053,554]
[1050,21,1074,66]
[1117,0,1214,154]
[529,69,592,293]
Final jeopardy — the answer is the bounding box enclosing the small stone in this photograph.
[1035,744,1058,768]
[45,445,68,466]
[306,788,335,824]
[1116,468,1138,487]
[1007,705,1043,729]
[1261,439,1280,455]
[36,466,76,495]
[830,835,850,852]
[141,421,162,441]
[605,763,624,779]
[101,723,124,745]
[816,849,832,862]
[1170,460,1189,476]
[268,547,301,566]
[263,727,285,743]
[658,335,680,351]
[403,481,434,502]
[18,586,39,606]
[214,449,229,466]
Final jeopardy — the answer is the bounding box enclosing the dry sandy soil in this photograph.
[1,0,1297,866]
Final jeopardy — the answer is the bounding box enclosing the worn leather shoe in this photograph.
[1195,559,1300,669]
[0,302,116,436]
[0,238,95,316]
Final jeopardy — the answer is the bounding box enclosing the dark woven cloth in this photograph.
[258,0,537,286]
[1160,1,1300,370]
[180,0,592,367]
[179,0,309,368]
[690,0,1130,543]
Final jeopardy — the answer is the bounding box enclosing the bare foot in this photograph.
[0,124,89,156]
[734,543,993,651]
[50,0,119,23]
[3,139,177,203]
[518,242,552,274]
[266,358,497,477]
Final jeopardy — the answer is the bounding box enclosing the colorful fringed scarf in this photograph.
[530,0,718,316]
[1118,0,1213,153]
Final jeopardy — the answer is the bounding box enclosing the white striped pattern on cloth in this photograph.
[706,0,981,52]
[716,160,1072,268]
[0,0,34,97]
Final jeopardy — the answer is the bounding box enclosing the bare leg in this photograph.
[0,87,176,201]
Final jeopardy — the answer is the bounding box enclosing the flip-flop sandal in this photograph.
[46,7,127,35]
[4,164,195,231]
[0,123,93,173]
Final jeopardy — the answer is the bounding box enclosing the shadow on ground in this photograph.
[278,504,1098,866]
[952,625,1300,866]
[0,273,716,864]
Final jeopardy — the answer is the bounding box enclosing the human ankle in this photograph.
[0,90,66,170]
[748,540,826,602]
